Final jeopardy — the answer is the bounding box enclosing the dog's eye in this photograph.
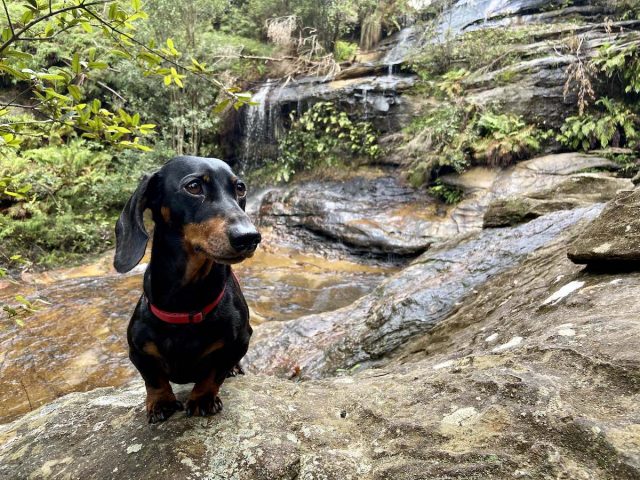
[185,180,203,195]
[235,181,247,198]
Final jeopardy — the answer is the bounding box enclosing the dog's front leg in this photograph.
[185,368,224,417]
[130,346,183,423]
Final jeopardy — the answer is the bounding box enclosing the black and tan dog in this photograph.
[114,156,261,423]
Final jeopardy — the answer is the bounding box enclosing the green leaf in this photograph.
[72,53,80,74]
[67,85,82,101]
[213,99,231,114]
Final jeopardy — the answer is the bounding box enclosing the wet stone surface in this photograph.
[245,205,604,379]
[1,202,638,480]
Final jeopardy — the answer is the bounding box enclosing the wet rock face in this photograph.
[2,203,639,480]
[483,174,631,228]
[568,189,640,266]
[258,175,443,256]
[258,154,620,259]
[246,205,603,379]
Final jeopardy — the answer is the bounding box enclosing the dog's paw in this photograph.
[147,399,183,424]
[226,363,245,377]
[185,394,223,417]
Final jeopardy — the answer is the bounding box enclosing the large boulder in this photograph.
[2,202,639,480]
[258,175,441,256]
[568,189,640,266]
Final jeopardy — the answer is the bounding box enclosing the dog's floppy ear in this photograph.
[114,173,157,273]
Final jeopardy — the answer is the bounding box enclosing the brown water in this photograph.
[0,234,395,424]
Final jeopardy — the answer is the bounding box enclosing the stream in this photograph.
[0,231,396,424]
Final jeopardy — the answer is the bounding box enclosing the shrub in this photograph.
[428,179,463,204]
[334,41,358,62]
[404,102,474,187]
[437,68,470,98]
[272,102,380,182]
[593,41,640,95]
[403,104,546,186]
[0,141,168,267]
[557,97,639,150]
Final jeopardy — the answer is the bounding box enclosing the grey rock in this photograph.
[568,189,640,266]
[247,206,603,378]
[484,174,631,228]
[258,175,439,256]
[2,201,639,480]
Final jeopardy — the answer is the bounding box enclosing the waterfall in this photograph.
[382,26,417,75]
[241,81,275,172]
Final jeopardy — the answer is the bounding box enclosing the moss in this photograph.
[496,68,519,84]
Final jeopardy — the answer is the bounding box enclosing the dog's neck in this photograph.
[144,225,229,312]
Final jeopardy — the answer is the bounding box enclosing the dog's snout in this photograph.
[229,227,261,253]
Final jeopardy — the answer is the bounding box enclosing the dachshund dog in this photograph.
[114,156,261,423]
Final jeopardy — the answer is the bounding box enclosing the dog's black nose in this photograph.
[229,228,261,253]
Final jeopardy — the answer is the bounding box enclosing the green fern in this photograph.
[557,98,639,150]
[472,113,547,167]
[593,41,640,94]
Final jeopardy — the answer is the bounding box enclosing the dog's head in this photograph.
[114,156,261,273]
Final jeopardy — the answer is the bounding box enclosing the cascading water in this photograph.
[382,26,417,75]
[240,81,275,173]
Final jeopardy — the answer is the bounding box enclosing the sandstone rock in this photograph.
[246,206,603,378]
[2,202,639,480]
[568,189,640,266]
[484,174,631,228]
[258,155,622,257]
[440,154,622,231]
[483,197,564,227]
[258,175,441,256]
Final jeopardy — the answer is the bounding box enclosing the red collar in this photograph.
[146,274,235,324]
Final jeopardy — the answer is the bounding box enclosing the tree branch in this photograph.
[0,0,110,54]
[81,6,236,99]
[2,0,15,37]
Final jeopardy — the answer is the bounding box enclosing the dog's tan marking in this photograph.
[145,379,177,413]
[186,368,222,416]
[161,206,171,224]
[182,241,214,285]
[142,341,162,358]
[183,217,232,264]
[200,339,225,358]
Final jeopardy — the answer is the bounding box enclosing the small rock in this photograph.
[485,333,499,342]
[492,336,523,352]
[433,360,454,370]
[126,444,142,454]
[441,407,479,427]
[542,281,585,306]
[557,328,576,337]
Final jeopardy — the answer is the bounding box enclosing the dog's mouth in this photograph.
[193,245,257,264]
[213,251,255,265]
